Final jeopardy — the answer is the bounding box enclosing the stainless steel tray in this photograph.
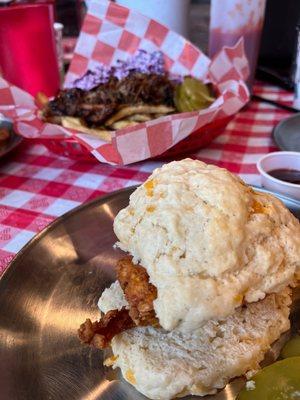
[0,186,299,400]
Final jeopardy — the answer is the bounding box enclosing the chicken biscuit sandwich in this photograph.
[79,159,300,399]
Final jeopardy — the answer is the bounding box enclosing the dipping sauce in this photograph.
[268,169,300,185]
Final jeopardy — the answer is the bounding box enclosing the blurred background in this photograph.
[55,0,300,89]
[1,0,300,92]
[55,0,300,90]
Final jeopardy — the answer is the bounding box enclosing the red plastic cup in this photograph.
[0,3,60,97]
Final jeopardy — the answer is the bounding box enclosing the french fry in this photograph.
[111,120,139,130]
[127,114,152,122]
[61,116,112,142]
[40,112,62,125]
[105,105,175,126]
[35,91,49,108]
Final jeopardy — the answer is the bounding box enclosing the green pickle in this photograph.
[238,357,300,400]
[174,77,215,112]
[281,335,300,359]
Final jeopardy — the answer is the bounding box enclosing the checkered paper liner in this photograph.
[0,0,250,165]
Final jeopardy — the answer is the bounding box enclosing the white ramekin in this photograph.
[257,151,300,200]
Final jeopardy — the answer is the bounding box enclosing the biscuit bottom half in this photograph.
[107,288,291,400]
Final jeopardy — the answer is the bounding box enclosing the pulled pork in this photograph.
[43,73,175,127]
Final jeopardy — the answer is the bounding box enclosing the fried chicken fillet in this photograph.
[117,258,158,326]
[78,258,158,348]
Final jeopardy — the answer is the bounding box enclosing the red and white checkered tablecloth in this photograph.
[0,82,293,274]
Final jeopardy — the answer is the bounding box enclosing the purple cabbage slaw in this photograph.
[69,50,167,91]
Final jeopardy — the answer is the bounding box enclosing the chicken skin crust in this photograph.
[116,257,158,327]
[78,257,158,349]
[78,308,135,349]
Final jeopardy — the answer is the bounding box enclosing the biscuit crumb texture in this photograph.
[246,380,256,391]
[98,281,128,313]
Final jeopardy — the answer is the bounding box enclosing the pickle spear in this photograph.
[281,335,300,359]
[238,357,300,400]
[174,77,215,112]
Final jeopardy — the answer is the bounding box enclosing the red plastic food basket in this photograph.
[33,116,233,162]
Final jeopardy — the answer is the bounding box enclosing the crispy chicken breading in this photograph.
[117,257,158,327]
[78,257,158,349]
[78,308,135,349]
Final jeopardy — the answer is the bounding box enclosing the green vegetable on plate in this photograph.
[174,77,216,112]
[281,335,300,359]
[238,356,300,400]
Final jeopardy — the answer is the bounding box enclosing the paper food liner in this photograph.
[0,0,250,165]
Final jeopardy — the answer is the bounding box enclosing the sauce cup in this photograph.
[257,151,300,200]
